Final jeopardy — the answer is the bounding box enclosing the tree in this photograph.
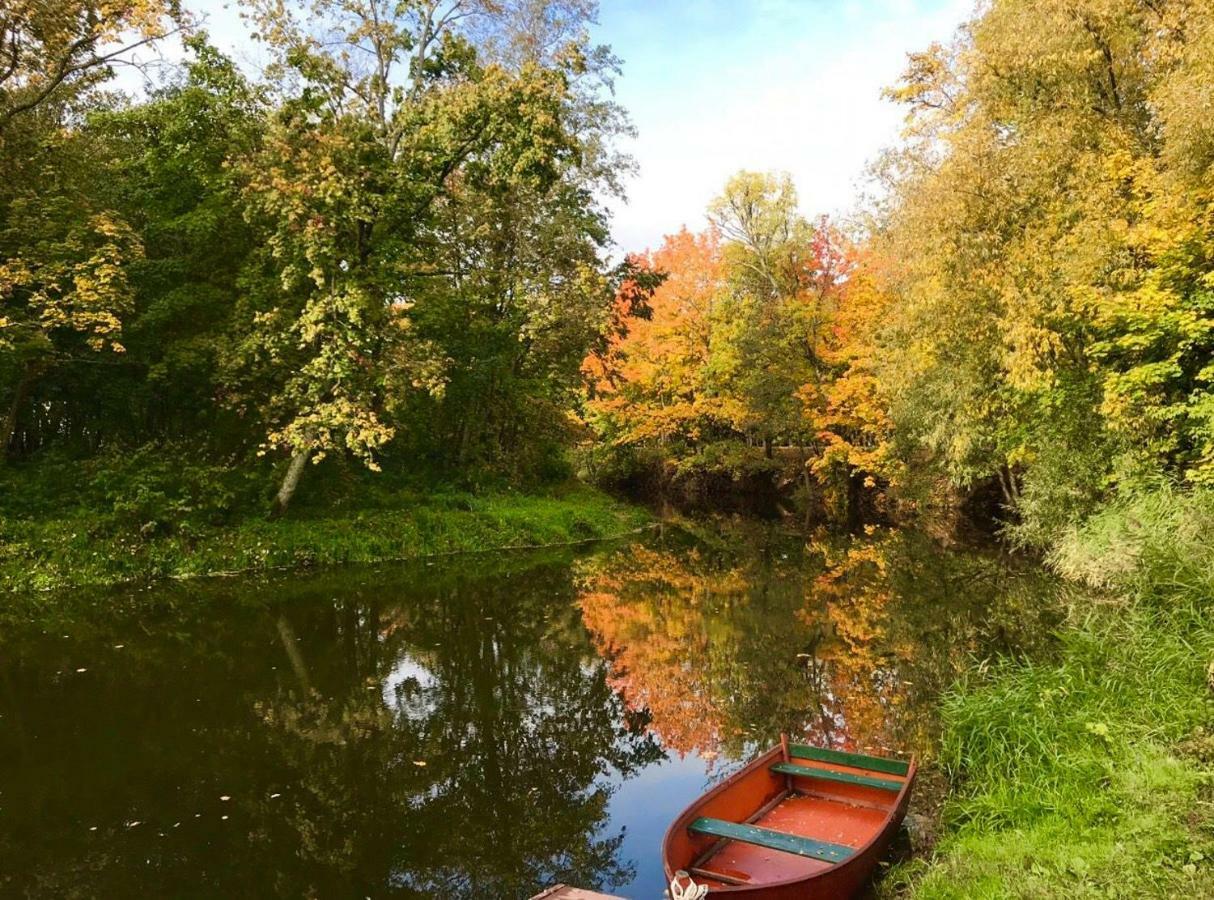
[0,206,140,455]
[587,227,729,452]
[0,1,179,458]
[0,0,180,134]
[709,172,846,458]
[233,0,618,511]
[867,0,1214,539]
[587,172,852,497]
[89,37,266,450]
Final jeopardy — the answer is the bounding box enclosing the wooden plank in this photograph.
[688,816,854,864]
[789,743,910,776]
[689,789,791,871]
[796,786,894,813]
[771,761,904,792]
[689,866,750,885]
[528,887,626,900]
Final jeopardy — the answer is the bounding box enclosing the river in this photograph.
[0,518,1061,898]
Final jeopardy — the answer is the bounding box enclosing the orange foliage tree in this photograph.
[586,228,735,450]
[583,171,898,516]
[804,245,903,513]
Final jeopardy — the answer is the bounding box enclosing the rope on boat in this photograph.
[667,870,709,900]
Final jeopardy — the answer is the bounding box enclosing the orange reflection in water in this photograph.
[577,524,1055,764]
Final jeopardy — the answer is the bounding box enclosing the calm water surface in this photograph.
[0,520,1060,898]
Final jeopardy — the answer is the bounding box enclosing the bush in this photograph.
[895,484,1214,898]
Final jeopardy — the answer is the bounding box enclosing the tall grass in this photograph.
[1051,484,1214,605]
[889,488,1214,898]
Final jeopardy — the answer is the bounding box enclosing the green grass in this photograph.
[0,453,650,593]
[887,488,1214,898]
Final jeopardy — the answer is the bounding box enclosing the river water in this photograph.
[0,519,1060,898]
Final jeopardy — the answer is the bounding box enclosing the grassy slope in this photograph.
[0,455,649,593]
[889,488,1214,898]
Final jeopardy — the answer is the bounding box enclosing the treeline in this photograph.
[582,171,893,518]
[588,0,1214,542]
[6,0,1214,539]
[1,0,629,512]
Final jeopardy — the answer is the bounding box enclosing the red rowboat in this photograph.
[662,737,917,899]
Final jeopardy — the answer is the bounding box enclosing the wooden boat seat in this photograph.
[770,761,904,792]
[687,816,855,864]
[787,743,911,776]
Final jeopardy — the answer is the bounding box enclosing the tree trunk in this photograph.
[276,616,312,692]
[997,463,1020,508]
[272,448,311,516]
[2,365,38,461]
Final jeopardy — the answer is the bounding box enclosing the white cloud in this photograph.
[599,0,974,252]
[127,1,973,257]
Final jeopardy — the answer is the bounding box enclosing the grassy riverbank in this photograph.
[0,454,649,594]
[891,489,1214,898]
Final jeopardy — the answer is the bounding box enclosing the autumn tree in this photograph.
[871,0,1214,541]
[586,227,728,455]
[0,0,180,133]
[586,172,853,497]
[0,1,179,457]
[807,245,900,519]
[231,0,624,510]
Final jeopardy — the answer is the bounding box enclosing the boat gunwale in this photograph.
[661,744,918,895]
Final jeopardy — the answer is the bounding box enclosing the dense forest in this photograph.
[589,0,1214,542]
[2,0,640,516]
[5,0,1214,542]
[2,1,1214,897]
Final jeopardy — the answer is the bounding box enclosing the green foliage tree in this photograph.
[0,1,181,458]
[1,0,629,513]
[870,0,1214,541]
[228,0,625,510]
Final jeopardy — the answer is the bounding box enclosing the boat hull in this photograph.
[662,745,916,899]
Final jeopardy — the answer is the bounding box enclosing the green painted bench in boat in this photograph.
[687,816,855,864]
[771,761,905,792]
[788,743,911,776]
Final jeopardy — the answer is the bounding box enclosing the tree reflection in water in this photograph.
[577,521,1062,763]
[0,524,1060,898]
[0,552,661,898]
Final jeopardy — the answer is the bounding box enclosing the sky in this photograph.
[166,0,974,253]
[592,0,974,252]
